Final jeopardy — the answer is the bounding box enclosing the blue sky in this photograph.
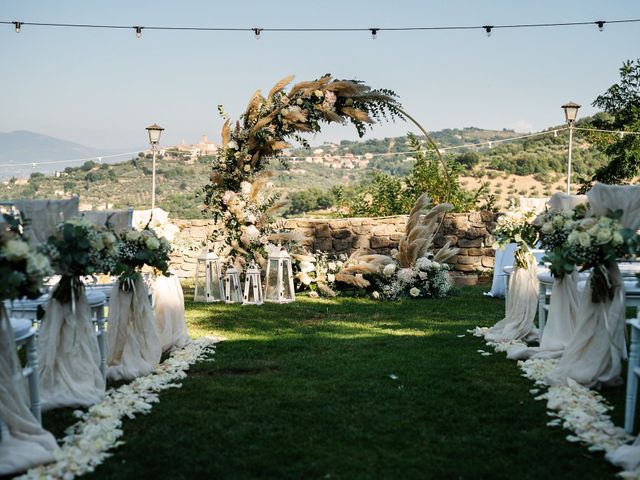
[1,0,638,150]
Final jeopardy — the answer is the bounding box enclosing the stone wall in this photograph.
[168,212,499,285]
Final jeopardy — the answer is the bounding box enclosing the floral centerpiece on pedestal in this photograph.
[202,74,403,271]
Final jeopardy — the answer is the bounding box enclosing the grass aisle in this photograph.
[63,286,622,479]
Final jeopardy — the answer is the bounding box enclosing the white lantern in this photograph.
[224,262,243,304]
[193,251,225,302]
[264,249,295,303]
[242,261,263,305]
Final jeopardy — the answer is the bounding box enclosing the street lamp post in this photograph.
[561,102,580,194]
[145,123,164,214]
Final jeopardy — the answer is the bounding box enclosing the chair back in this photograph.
[81,207,133,234]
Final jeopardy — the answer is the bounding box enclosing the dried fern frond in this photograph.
[221,120,231,146]
[268,140,292,152]
[282,109,308,124]
[254,251,267,270]
[405,193,431,235]
[326,80,366,97]
[292,253,316,263]
[230,240,249,256]
[335,272,370,288]
[317,282,337,297]
[317,108,343,123]
[244,90,263,125]
[433,242,460,263]
[420,203,453,225]
[341,107,373,124]
[265,200,288,215]
[340,264,381,276]
[295,271,313,286]
[289,75,332,97]
[267,75,295,102]
[249,171,277,202]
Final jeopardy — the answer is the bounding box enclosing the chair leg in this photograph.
[538,283,547,335]
[625,325,640,433]
[95,304,107,380]
[25,332,41,424]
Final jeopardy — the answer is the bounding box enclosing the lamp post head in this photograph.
[146,123,164,145]
[562,102,581,125]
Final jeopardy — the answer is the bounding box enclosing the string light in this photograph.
[1,17,638,38]
[553,130,558,137]
[370,28,378,40]
[134,26,143,38]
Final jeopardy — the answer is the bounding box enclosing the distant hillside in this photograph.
[0,130,136,179]
[0,124,609,218]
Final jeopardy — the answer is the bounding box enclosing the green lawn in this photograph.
[40,286,625,479]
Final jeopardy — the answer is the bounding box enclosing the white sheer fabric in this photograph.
[588,183,640,231]
[38,293,105,410]
[81,209,132,234]
[508,271,583,361]
[131,208,180,242]
[107,277,162,381]
[546,264,625,387]
[8,198,79,245]
[519,196,548,213]
[0,310,59,475]
[153,273,190,353]
[485,253,540,343]
[546,192,588,212]
[485,243,517,298]
[606,437,640,476]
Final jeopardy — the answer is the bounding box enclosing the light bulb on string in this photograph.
[370,28,378,40]
[134,26,143,38]
[596,21,605,32]
[553,130,558,138]
[13,21,22,33]
[483,25,493,37]
[253,28,262,40]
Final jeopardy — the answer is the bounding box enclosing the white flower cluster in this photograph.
[538,209,579,250]
[567,216,625,250]
[373,255,452,300]
[17,337,222,480]
[492,207,537,249]
[0,236,52,301]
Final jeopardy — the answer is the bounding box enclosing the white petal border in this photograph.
[469,327,636,477]
[17,336,223,480]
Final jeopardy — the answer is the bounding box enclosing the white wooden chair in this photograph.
[10,317,41,423]
[624,281,640,433]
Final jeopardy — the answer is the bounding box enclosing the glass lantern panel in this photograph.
[208,262,222,300]
[265,259,280,300]
[194,260,206,301]
[282,262,292,300]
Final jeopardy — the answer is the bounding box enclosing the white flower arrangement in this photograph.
[373,254,453,301]
[17,337,222,480]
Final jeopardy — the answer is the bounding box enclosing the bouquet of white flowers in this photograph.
[0,212,52,301]
[44,218,118,303]
[114,228,172,291]
[545,211,639,302]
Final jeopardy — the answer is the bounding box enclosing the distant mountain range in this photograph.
[0,130,142,180]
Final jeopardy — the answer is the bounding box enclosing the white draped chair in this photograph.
[546,184,640,387]
[0,311,58,476]
[153,272,190,353]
